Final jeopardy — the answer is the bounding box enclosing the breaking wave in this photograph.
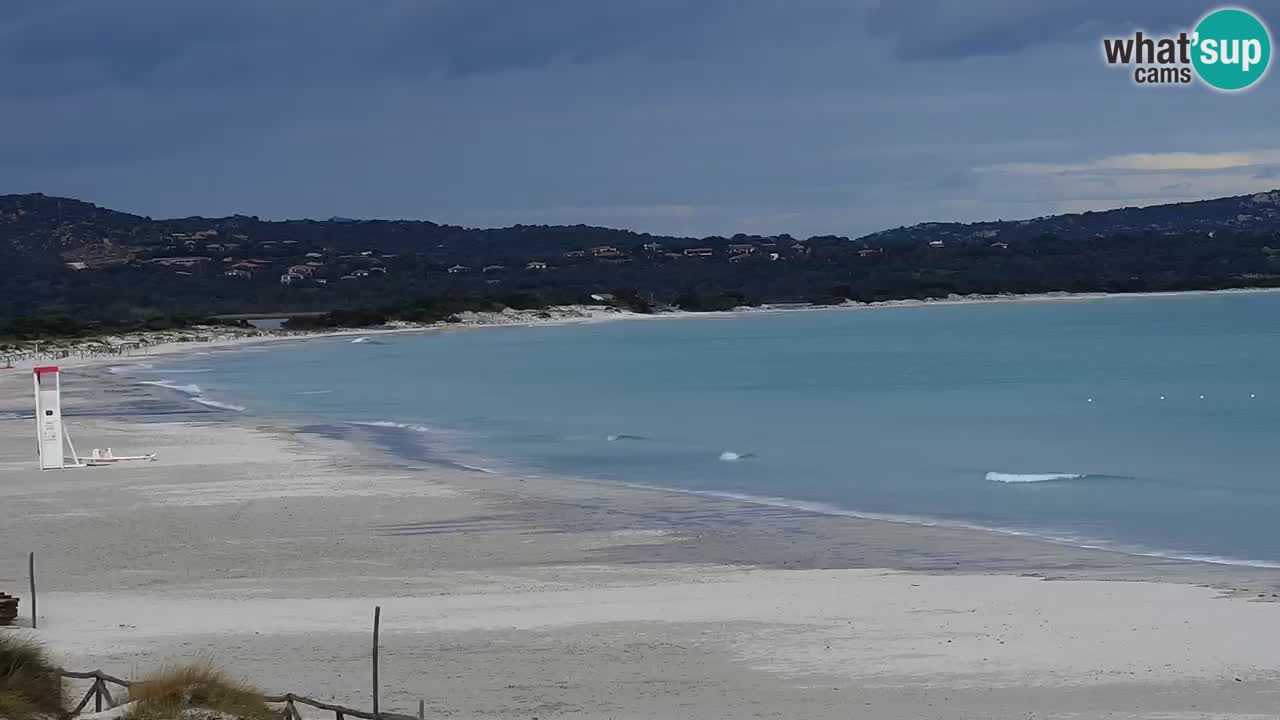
[139,380,244,411]
[107,362,154,374]
[457,463,500,475]
[986,472,1085,483]
[606,433,647,442]
[349,420,432,433]
[140,380,202,395]
[191,398,247,412]
[719,451,757,462]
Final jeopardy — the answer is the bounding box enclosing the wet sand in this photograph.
[3,363,1280,719]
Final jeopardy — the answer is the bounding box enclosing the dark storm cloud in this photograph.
[0,1,1275,237]
[381,0,739,74]
[0,0,738,97]
[866,0,1216,60]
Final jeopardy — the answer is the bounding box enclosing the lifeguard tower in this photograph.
[33,366,77,470]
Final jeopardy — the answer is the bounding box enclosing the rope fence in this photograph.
[57,669,419,720]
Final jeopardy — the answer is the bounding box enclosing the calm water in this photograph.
[137,294,1280,567]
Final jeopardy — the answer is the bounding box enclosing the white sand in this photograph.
[4,363,1280,718]
[28,569,1280,687]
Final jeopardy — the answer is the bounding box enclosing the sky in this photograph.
[0,0,1277,238]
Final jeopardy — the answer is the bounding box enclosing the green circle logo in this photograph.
[1192,8,1272,91]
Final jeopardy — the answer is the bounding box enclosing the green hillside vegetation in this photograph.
[4,191,1280,331]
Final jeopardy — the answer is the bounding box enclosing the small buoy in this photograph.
[1087,398,1093,403]
[1159,395,1165,400]
[1199,395,1205,400]
[1251,394,1257,398]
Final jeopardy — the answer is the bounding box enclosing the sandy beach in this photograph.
[4,346,1280,718]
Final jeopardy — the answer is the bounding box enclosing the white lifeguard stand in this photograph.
[33,365,78,470]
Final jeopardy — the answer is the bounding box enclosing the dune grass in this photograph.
[126,662,272,720]
[0,633,65,720]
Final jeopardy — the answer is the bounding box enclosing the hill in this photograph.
[859,190,1280,245]
[3,190,1280,325]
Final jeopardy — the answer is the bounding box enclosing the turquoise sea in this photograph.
[131,293,1280,567]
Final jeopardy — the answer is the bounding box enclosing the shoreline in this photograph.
[94,357,1280,586]
[60,284,1280,577]
[4,367,1280,717]
[7,285,1280,372]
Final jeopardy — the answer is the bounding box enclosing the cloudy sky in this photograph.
[1,0,1276,238]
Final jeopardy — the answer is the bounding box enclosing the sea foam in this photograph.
[987,472,1085,483]
[139,380,244,411]
[140,380,203,395]
[350,420,432,433]
[191,398,247,412]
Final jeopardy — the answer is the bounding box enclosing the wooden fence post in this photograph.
[372,606,381,720]
[98,678,116,709]
[418,698,424,720]
[28,552,36,629]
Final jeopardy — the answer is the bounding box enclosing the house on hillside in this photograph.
[224,269,251,279]
[526,261,548,270]
[483,264,506,273]
[683,247,714,257]
[728,244,756,255]
[928,240,945,248]
[280,272,305,285]
[447,264,471,274]
[148,256,211,268]
[230,261,267,274]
